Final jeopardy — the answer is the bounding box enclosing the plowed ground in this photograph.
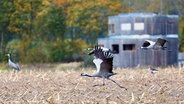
[0,63,183,104]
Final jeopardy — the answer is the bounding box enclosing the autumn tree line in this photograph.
[0,0,184,63]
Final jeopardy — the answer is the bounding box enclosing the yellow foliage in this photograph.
[7,25,20,33]
[179,23,184,28]
[37,0,51,17]
[64,0,128,34]
[52,0,67,6]
[72,39,88,52]
[42,0,50,5]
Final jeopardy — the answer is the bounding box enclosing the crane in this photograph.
[148,67,158,74]
[81,46,126,89]
[141,38,167,50]
[6,54,20,71]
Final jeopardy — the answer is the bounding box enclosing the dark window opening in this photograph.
[112,44,119,54]
[123,44,135,51]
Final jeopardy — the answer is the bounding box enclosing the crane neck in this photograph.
[8,57,11,62]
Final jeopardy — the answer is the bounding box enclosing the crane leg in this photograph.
[108,78,127,90]
[102,77,105,85]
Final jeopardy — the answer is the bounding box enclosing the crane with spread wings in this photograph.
[141,38,167,50]
[81,46,126,89]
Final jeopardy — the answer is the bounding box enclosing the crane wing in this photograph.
[142,40,156,47]
[155,38,167,47]
[9,61,20,70]
[89,46,114,73]
[100,57,113,73]
[142,40,150,47]
[99,52,114,73]
[93,58,103,73]
[88,46,106,59]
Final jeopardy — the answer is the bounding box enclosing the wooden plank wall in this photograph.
[98,38,178,68]
[108,14,178,36]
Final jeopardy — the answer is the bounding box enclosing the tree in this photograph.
[5,0,51,62]
[39,5,66,41]
[0,0,17,61]
[122,0,179,14]
[64,0,129,44]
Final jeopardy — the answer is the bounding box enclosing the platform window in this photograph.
[121,23,131,31]
[109,24,115,33]
[123,44,135,51]
[112,44,119,54]
[134,23,144,30]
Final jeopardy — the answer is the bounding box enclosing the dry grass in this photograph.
[0,63,184,104]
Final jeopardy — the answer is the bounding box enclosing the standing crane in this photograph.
[141,38,167,50]
[81,46,126,89]
[6,54,20,71]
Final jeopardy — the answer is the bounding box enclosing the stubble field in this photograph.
[0,62,184,104]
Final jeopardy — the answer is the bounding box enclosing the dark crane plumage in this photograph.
[149,67,158,74]
[81,46,126,89]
